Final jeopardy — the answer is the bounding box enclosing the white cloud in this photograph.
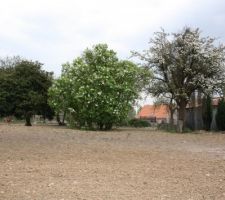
[0,0,224,76]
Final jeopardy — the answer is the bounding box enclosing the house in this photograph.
[138,91,223,129]
[137,104,170,124]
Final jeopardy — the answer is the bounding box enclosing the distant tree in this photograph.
[202,95,212,131]
[49,44,148,130]
[133,27,225,132]
[14,60,54,125]
[216,98,225,131]
[0,57,54,125]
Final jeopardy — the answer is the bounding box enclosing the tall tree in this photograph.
[14,60,54,125]
[133,27,225,132]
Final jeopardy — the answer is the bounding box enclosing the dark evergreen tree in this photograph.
[202,95,212,131]
[216,98,225,131]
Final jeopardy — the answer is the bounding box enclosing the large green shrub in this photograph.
[128,119,150,127]
[49,44,150,130]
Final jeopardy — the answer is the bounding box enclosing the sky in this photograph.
[0,0,225,107]
[0,0,225,76]
[1,0,224,106]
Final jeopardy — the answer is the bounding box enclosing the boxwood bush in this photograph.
[128,119,150,127]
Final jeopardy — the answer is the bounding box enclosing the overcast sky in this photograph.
[0,0,225,77]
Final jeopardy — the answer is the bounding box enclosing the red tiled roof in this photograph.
[137,105,169,119]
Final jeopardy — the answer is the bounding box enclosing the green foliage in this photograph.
[48,77,70,125]
[49,44,146,130]
[128,118,150,127]
[202,95,212,131]
[0,57,54,122]
[216,98,225,131]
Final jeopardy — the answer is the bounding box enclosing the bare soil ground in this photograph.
[0,124,225,200]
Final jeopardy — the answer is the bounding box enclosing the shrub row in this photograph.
[128,119,150,127]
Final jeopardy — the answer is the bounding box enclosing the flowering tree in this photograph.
[49,44,147,130]
[133,27,225,132]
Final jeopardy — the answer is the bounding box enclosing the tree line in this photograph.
[0,27,225,132]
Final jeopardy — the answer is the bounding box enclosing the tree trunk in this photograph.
[43,115,46,123]
[169,108,174,125]
[87,120,93,130]
[25,111,32,126]
[177,101,186,133]
[56,113,62,125]
[169,98,175,125]
[56,112,66,126]
[104,123,112,130]
[62,111,66,125]
[98,123,104,130]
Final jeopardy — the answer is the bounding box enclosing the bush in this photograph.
[128,119,150,127]
[48,44,149,131]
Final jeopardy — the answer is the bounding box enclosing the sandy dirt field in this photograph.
[0,124,225,200]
